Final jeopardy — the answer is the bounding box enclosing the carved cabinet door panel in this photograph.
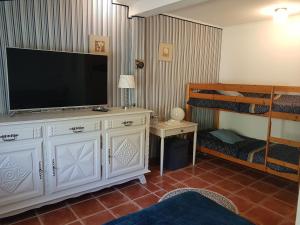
[106,126,145,178]
[48,132,101,194]
[0,140,44,207]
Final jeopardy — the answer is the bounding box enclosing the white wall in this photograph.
[219,15,300,141]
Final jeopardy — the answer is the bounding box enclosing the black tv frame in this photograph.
[6,47,108,113]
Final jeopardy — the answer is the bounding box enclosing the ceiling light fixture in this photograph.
[273,7,288,24]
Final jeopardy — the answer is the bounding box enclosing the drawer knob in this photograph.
[0,134,19,142]
[181,130,184,132]
[122,121,133,126]
[52,159,56,176]
[39,161,44,180]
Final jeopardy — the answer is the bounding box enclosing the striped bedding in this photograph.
[188,90,300,114]
[198,130,300,174]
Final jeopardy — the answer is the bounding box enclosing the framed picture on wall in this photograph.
[89,35,109,55]
[159,43,173,62]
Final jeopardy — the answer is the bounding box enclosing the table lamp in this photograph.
[118,75,135,109]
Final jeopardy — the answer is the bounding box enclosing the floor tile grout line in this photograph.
[5,213,38,225]
[69,194,116,223]
[94,195,119,219]
[94,188,138,219]
[116,188,145,210]
[75,202,114,223]
[35,202,68,216]
[116,181,140,190]
[211,169,294,198]
[214,184,296,218]
[37,215,44,225]
[91,187,116,198]
[164,168,297,218]
[96,191,143,219]
[142,182,163,193]
[116,188,136,202]
[2,159,297,225]
[132,192,159,204]
[64,219,83,225]
[230,190,296,217]
[237,185,296,208]
[116,187,148,210]
[66,202,82,224]
[259,192,297,209]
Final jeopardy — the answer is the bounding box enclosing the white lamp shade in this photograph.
[118,75,135,89]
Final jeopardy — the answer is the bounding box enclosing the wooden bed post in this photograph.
[214,111,220,129]
[265,87,275,167]
[298,155,300,182]
[185,83,192,121]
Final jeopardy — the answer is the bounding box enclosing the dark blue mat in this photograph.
[104,191,254,225]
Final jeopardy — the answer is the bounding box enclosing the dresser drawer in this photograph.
[47,120,101,137]
[105,115,146,129]
[165,126,196,137]
[0,125,42,143]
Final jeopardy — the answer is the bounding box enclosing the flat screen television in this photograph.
[6,48,108,111]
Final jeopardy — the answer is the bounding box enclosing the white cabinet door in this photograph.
[0,140,44,207]
[48,132,101,194]
[106,126,145,178]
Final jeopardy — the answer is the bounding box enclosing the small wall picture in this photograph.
[159,43,173,62]
[89,35,109,55]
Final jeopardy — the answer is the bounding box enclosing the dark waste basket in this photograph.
[164,137,189,170]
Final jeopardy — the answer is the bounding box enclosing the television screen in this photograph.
[6,48,108,110]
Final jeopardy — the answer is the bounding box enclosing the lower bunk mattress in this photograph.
[198,130,300,174]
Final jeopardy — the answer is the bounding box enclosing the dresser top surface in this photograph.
[0,108,152,126]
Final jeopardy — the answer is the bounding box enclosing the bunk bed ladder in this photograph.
[298,156,300,182]
[265,86,300,181]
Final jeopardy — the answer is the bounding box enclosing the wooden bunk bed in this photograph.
[185,83,300,182]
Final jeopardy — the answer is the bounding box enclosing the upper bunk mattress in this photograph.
[188,92,300,114]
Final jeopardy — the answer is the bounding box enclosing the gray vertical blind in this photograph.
[0,0,145,114]
[145,15,222,128]
[129,17,145,107]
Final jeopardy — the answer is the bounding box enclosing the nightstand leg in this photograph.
[160,137,165,176]
[193,130,197,166]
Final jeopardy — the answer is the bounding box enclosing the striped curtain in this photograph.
[145,15,222,129]
[0,0,145,114]
[0,2,222,126]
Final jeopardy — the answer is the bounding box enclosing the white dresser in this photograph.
[0,108,151,218]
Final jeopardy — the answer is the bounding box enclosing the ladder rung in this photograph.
[267,157,299,170]
[269,137,300,148]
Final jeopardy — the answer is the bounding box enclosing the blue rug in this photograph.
[104,191,254,225]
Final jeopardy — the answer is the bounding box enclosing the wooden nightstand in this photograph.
[150,121,198,176]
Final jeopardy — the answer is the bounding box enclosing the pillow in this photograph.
[194,90,220,94]
[217,90,243,97]
[274,94,282,100]
[209,129,244,144]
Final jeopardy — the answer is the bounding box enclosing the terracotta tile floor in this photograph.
[1,156,298,225]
